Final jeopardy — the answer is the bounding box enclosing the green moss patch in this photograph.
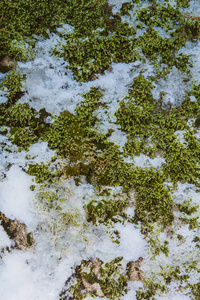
[59,257,128,300]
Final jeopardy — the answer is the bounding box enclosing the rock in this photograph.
[82,277,104,297]
[0,55,17,73]
[128,257,144,282]
[0,212,34,250]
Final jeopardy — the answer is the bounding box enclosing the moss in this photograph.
[133,168,174,227]
[53,2,139,81]
[176,0,190,7]
[41,88,105,156]
[9,127,38,151]
[115,75,200,187]
[27,232,33,246]
[59,0,108,36]
[41,109,85,158]
[181,97,200,119]
[27,162,61,184]
[54,31,138,81]
[135,2,198,77]
[136,280,167,300]
[100,257,128,299]
[190,83,200,105]
[149,235,169,257]
[191,282,200,300]
[41,92,176,229]
[86,196,129,225]
[120,2,134,16]
[64,163,90,178]
[137,3,182,28]
[180,216,199,230]
[75,87,105,128]
[0,71,24,104]
[59,257,128,300]
[179,199,199,215]
[5,103,36,127]
[161,265,190,285]
[0,101,51,151]
[30,185,35,191]
[161,138,200,186]
[1,1,200,298]
[0,0,70,60]
[137,261,193,300]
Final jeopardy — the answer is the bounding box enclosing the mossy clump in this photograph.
[86,196,129,225]
[0,71,24,104]
[133,168,174,227]
[0,0,67,60]
[176,0,190,8]
[53,1,139,81]
[54,29,138,81]
[5,103,36,127]
[115,74,200,187]
[100,257,128,299]
[59,257,128,300]
[1,102,38,150]
[27,162,61,184]
[9,127,38,150]
[191,282,200,300]
[0,96,51,150]
[75,87,105,128]
[42,88,105,156]
[161,137,200,186]
[136,280,167,300]
[42,109,86,157]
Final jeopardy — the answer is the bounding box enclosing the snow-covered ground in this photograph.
[0,0,200,299]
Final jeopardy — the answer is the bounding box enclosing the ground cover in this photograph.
[0,0,200,299]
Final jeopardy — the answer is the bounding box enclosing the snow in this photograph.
[133,154,166,169]
[0,226,12,250]
[114,222,146,261]
[0,165,36,230]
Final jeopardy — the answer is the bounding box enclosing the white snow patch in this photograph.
[133,153,166,169]
[114,222,146,261]
[0,165,36,230]
[0,226,12,249]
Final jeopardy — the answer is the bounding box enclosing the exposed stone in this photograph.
[0,55,17,73]
[91,74,99,81]
[0,211,34,250]
[9,221,34,250]
[91,259,102,280]
[128,257,144,282]
[82,277,104,297]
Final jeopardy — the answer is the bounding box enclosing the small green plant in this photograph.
[86,196,129,225]
[0,71,23,104]
[59,257,128,300]
[191,282,200,299]
[27,162,61,184]
[5,103,36,127]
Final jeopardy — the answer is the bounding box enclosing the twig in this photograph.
[0,10,10,33]
[91,0,103,8]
